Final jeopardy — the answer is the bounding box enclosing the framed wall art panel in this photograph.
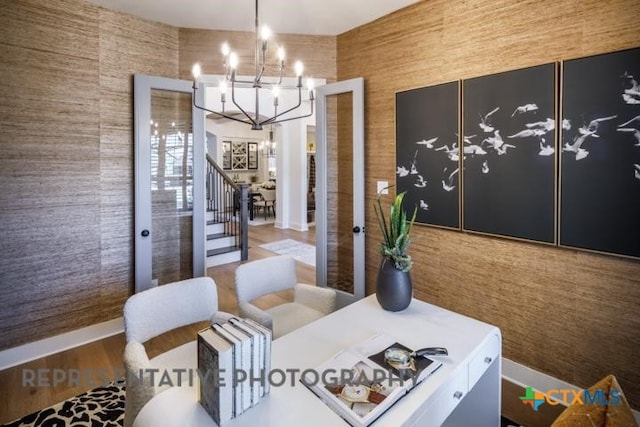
[395,81,460,229]
[560,47,640,258]
[462,63,557,244]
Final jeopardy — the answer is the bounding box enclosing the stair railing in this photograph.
[206,154,248,261]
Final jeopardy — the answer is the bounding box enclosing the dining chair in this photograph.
[234,255,337,338]
[123,276,232,427]
[255,188,276,220]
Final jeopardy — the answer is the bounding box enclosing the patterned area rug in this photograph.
[1,378,521,427]
[2,380,125,427]
[259,239,316,267]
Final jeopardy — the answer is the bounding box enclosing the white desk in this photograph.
[134,295,501,427]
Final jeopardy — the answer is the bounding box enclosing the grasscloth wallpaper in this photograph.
[0,0,336,351]
[0,0,179,351]
[1,0,638,411]
[337,0,640,408]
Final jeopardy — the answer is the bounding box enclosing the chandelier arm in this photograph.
[260,87,305,126]
[264,102,314,126]
[232,78,258,85]
[192,86,254,126]
[230,81,260,129]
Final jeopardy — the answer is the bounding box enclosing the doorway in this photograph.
[133,75,206,293]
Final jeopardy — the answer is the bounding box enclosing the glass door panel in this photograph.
[150,89,193,285]
[326,92,354,295]
[316,78,365,308]
[134,75,205,293]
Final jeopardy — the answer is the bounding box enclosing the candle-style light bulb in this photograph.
[229,52,239,69]
[260,25,271,41]
[294,61,304,87]
[278,46,285,70]
[192,63,201,80]
[219,80,227,104]
[272,85,280,107]
[221,42,230,56]
[306,78,315,101]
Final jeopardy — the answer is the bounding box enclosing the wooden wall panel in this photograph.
[337,0,640,408]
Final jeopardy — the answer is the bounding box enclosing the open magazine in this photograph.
[300,334,443,427]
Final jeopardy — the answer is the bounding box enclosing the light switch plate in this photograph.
[377,181,389,195]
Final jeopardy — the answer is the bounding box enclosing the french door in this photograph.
[134,75,206,293]
[316,78,365,308]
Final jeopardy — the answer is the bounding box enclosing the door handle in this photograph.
[353,226,362,234]
[141,229,150,237]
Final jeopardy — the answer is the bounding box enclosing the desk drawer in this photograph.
[419,368,468,426]
[468,334,500,390]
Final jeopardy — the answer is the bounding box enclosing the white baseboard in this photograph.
[502,357,640,424]
[0,317,124,371]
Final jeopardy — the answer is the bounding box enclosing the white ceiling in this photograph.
[85,0,421,36]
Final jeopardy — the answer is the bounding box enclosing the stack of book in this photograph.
[197,317,272,424]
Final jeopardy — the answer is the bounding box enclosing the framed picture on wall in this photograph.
[248,142,258,169]
[560,47,640,258]
[231,141,248,170]
[462,62,557,244]
[396,81,460,229]
[222,141,231,170]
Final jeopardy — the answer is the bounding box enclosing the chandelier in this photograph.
[191,0,315,131]
[260,127,276,158]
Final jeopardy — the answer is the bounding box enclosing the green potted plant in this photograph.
[373,188,417,311]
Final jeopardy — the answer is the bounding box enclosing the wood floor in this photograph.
[0,224,315,424]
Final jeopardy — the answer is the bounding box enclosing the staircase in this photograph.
[205,154,249,267]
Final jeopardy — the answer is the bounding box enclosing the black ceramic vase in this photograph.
[376,257,412,311]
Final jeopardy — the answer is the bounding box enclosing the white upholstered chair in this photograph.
[254,188,276,219]
[234,255,337,339]
[123,276,231,427]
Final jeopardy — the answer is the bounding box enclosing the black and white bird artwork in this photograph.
[507,128,546,139]
[526,118,555,132]
[435,143,460,162]
[579,115,617,136]
[622,72,640,105]
[617,128,640,146]
[634,164,640,180]
[538,141,555,156]
[463,144,487,155]
[397,166,409,177]
[619,115,640,128]
[419,199,429,211]
[479,107,500,132]
[482,160,489,174]
[563,129,599,161]
[482,130,504,152]
[511,103,538,117]
[415,175,427,188]
[442,167,459,192]
[416,137,438,148]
